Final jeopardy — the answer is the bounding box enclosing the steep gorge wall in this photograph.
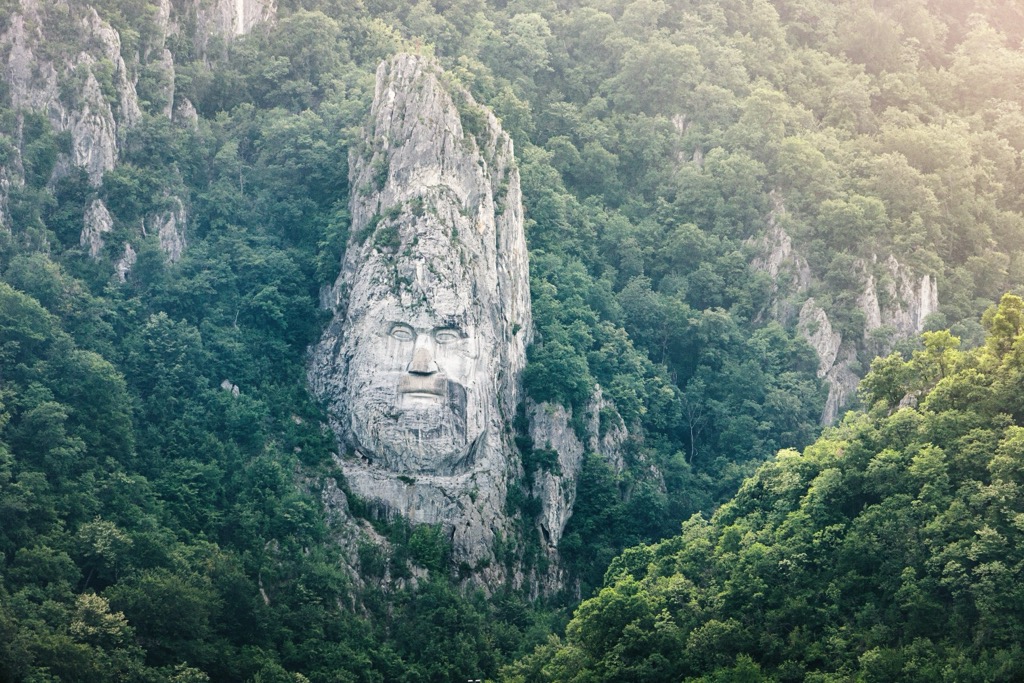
[0,0,275,265]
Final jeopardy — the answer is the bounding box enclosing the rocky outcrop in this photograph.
[859,255,939,339]
[310,54,532,579]
[148,197,188,263]
[81,199,114,259]
[798,298,841,378]
[3,0,140,187]
[528,401,584,550]
[798,299,858,424]
[794,258,938,425]
[174,97,200,127]
[115,243,137,282]
[219,379,240,397]
[748,200,812,325]
[751,207,939,424]
[586,386,629,473]
[527,386,628,553]
[1,0,149,262]
[194,0,277,57]
[153,48,177,118]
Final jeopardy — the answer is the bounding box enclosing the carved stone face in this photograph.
[343,285,495,475]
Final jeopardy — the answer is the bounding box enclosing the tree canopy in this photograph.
[504,294,1024,682]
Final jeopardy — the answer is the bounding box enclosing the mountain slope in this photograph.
[504,295,1024,682]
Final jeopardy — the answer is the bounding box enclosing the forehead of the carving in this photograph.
[346,283,480,329]
[348,241,496,305]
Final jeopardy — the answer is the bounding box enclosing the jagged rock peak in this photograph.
[2,0,140,185]
[857,254,939,338]
[149,197,188,263]
[310,53,532,580]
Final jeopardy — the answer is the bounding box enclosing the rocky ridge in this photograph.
[0,0,274,265]
[751,208,939,423]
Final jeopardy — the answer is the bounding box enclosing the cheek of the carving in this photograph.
[437,347,469,383]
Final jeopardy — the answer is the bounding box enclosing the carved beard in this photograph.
[351,379,474,475]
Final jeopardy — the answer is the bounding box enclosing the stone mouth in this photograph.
[398,374,447,397]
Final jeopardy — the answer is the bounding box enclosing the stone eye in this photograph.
[434,329,461,344]
[390,325,415,342]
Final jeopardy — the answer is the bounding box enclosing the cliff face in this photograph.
[749,199,812,325]
[0,0,273,263]
[751,214,939,424]
[527,386,628,553]
[193,0,278,58]
[310,54,532,578]
[2,0,139,187]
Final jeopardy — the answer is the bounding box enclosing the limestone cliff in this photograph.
[148,197,188,264]
[0,0,271,263]
[751,213,940,424]
[310,54,532,579]
[797,298,859,425]
[81,199,114,259]
[527,386,628,553]
[193,0,278,58]
[2,0,139,188]
[748,198,811,325]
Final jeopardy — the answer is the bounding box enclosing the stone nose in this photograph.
[407,346,439,375]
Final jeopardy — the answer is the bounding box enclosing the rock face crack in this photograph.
[310,54,532,578]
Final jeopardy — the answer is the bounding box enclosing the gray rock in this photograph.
[587,385,629,473]
[195,0,276,58]
[174,98,200,128]
[748,198,811,324]
[526,384,632,596]
[81,199,114,259]
[797,299,858,425]
[798,298,841,379]
[859,254,938,339]
[148,197,188,263]
[155,48,177,119]
[82,7,141,130]
[310,54,532,575]
[821,346,859,426]
[2,0,140,187]
[115,243,137,282]
[527,400,584,550]
[527,386,629,550]
[752,201,940,424]
[793,254,938,425]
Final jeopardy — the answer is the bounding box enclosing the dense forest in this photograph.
[506,294,1024,682]
[2,0,1024,680]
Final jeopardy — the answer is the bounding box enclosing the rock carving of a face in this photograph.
[343,281,495,476]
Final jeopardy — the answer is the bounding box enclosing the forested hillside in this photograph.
[505,294,1024,682]
[1,0,1024,680]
